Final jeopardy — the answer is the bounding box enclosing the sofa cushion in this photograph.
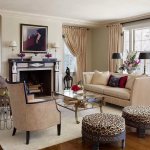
[83,72,94,84]
[84,84,107,94]
[104,87,130,100]
[91,71,109,85]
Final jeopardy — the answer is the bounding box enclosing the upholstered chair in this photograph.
[7,82,61,144]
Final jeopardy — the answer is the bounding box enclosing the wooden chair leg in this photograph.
[57,124,61,136]
[26,131,30,145]
[12,127,16,136]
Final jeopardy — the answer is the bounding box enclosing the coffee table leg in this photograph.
[75,105,80,124]
[99,101,103,113]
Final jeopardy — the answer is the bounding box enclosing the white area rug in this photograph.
[0,105,122,150]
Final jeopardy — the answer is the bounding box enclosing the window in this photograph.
[123,26,150,74]
[64,42,76,72]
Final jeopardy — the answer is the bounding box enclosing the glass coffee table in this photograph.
[53,90,105,124]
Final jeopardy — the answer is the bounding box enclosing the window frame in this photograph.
[123,21,150,74]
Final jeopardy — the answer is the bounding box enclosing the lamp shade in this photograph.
[9,41,17,47]
[139,52,150,59]
[112,53,122,59]
[51,42,59,48]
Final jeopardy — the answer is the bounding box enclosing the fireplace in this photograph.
[8,59,58,97]
[20,70,51,96]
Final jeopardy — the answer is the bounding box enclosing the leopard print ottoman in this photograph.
[122,106,150,138]
[82,113,126,149]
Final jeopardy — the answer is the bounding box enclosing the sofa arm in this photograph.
[131,77,150,106]
[83,72,94,84]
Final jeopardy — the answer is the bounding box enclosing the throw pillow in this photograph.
[119,76,128,88]
[91,71,110,85]
[107,75,120,87]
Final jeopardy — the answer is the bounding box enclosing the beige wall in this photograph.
[1,13,64,78]
[91,26,109,71]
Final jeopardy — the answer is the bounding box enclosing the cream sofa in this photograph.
[83,72,150,107]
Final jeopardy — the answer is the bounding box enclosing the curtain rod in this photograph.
[63,25,89,30]
[121,16,150,25]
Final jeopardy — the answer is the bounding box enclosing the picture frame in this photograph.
[20,24,48,53]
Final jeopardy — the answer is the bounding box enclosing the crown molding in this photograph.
[0,9,103,28]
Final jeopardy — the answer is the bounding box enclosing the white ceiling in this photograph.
[0,0,150,23]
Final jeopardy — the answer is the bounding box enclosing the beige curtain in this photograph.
[108,23,123,72]
[63,26,87,82]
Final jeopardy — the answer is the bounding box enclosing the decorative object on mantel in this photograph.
[17,53,25,61]
[112,52,122,73]
[119,51,140,74]
[20,24,48,53]
[139,52,150,75]
[9,41,17,51]
[30,53,43,61]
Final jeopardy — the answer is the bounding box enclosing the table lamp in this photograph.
[112,52,122,73]
[139,52,150,75]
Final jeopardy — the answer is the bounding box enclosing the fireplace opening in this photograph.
[20,70,52,96]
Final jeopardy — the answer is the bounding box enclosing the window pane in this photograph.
[123,30,130,61]
[134,41,142,51]
[142,29,150,40]
[124,30,129,42]
[142,40,150,51]
[135,29,142,41]
[64,42,76,73]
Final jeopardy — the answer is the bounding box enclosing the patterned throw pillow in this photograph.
[107,75,120,87]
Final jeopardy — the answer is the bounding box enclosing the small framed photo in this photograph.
[20,24,48,53]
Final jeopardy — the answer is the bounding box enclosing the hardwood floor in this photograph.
[41,131,150,150]
[0,130,150,150]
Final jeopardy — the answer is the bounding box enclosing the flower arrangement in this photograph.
[18,53,25,58]
[71,85,81,92]
[17,53,25,61]
[45,53,52,58]
[119,51,140,73]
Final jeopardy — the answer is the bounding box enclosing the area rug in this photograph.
[0,105,122,150]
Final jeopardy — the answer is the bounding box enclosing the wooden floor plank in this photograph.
[40,131,150,150]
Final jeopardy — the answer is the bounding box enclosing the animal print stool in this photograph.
[122,106,150,138]
[82,113,126,149]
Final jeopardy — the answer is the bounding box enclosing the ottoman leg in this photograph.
[121,139,125,150]
[137,128,145,138]
[92,143,99,150]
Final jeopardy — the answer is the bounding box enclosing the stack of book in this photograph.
[28,84,43,93]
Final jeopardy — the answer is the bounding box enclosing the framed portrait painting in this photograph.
[20,24,48,53]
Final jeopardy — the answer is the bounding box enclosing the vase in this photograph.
[127,67,136,74]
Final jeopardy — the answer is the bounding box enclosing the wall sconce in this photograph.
[9,41,17,51]
[50,42,59,58]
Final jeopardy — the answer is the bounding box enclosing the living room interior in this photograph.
[0,0,150,150]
